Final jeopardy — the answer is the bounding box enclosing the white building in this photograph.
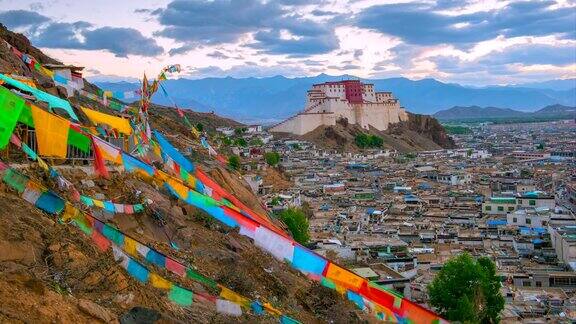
[507,209,549,228]
[270,80,408,135]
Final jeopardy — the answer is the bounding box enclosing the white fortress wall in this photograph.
[271,80,409,135]
[270,112,335,136]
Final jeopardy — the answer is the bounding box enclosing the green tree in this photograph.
[355,133,383,148]
[221,136,232,146]
[355,133,370,148]
[250,138,264,146]
[234,138,247,147]
[228,155,241,170]
[196,123,204,132]
[369,135,383,147]
[428,253,504,323]
[264,151,281,167]
[278,208,310,245]
[271,196,281,206]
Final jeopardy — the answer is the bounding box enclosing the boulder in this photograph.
[78,299,117,323]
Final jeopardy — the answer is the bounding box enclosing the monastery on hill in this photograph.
[270,80,408,135]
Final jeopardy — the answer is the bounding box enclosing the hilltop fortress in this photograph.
[270,80,408,135]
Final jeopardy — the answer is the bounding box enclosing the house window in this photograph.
[512,217,517,223]
[485,206,492,211]
[518,199,523,204]
[508,207,515,211]
[526,218,532,224]
[529,200,536,206]
[523,281,531,287]
[536,281,542,287]
[498,206,504,212]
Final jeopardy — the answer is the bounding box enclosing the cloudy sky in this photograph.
[0,0,574,85]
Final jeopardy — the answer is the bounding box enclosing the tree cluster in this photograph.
[354,133,383,148]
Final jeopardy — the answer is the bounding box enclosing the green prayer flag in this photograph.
[2,168,28,193]
[102,224,124,246]
[18,104,34,127]
[168,285,193,306]
[0,86,25,148]
[186,268,217,288]
[68,129,90,153]
[74,218,93,235]
[321,277,336,289]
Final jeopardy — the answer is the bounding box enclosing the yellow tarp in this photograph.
[31,105,70,158]
[324,263,364,290]
[81,106,132,135]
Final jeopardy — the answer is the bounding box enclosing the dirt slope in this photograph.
[0,24,367,323]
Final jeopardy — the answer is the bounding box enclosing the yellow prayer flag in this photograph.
[324,263,364,290]
[124,237,138,256]
[150,273,172,290]
[262,303,282,316]
[93,199,104,208]
[37,157,49,170]
[166,178,189,200]
[30,105,70,158]
[81,106,132,135]
[190,127,200,138]
[61,204,78,222]
[219,286,250,308]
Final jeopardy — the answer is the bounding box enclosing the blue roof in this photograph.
[487,220,507,226]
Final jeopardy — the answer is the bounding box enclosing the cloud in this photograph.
[206,50,230,59]
[311,9,340,17]
[3,9,165,57]
[0,9,50,29]
[82,27,164,57]
[356,1,576,46]
[250,28,339,56]
[33,21,91,48]
[153,0,339,56]
[478,43,576,66]
[168,44,195,56]
[185,62,309,78]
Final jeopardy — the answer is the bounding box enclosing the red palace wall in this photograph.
[343,80,363,103]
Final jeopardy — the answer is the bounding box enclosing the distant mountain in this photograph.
[510,79,576,91]
[434,104,576,122]
[93,75,576,121]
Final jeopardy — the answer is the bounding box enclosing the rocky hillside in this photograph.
[287,113,455,153]
[0,26,367,323]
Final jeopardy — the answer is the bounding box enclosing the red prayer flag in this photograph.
[166,258,186,277]
[92,230,111,251]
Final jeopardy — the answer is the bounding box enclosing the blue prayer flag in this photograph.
[153,131,194,172]
[127,260,149,283]
[145,249,166,267]
[292,246,327,275]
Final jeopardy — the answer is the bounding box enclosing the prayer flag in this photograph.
[31,105,70,158]
[169,285,193,306]
[0,86,25,148]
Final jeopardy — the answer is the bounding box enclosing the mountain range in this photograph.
[94,75,576,123]
[434,104,576,122]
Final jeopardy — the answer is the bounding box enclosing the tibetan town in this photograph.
[0,1,574,323]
